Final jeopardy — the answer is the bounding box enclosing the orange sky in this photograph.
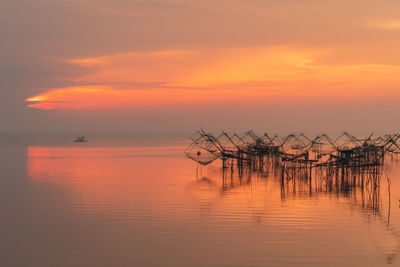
[3,0,400,133]
[25,47,400,110]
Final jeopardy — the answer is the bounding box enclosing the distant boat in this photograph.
[74,136,87,142]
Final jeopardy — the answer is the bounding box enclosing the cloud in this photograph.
[367,18,400,30]
[4,0,400,133]
[25,46,400,110]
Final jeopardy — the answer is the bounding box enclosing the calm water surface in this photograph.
[1,137,400,266]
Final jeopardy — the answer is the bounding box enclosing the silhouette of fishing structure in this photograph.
[185,130,400,168]
[186,130,400,263]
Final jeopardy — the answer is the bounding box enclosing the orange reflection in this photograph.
[26,145,391,221]
[25,144,400,263]
[27,146,191,212]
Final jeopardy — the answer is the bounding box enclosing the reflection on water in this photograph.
[194,155,400,263]
[3,141,400,266]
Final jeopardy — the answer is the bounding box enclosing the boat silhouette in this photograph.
[73,136,87,142]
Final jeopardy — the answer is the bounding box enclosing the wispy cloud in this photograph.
[367,18,400,30]
[25,45,400,110]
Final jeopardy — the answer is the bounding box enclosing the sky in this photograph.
[2,0,400,135]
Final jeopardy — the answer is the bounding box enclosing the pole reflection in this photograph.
[190,156,399,263]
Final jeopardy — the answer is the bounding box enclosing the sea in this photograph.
[1,134,399,267]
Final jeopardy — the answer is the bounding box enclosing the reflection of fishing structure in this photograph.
[186,130,400,263]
